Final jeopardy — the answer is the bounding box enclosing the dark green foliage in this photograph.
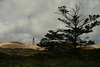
[38,30,73,51]
[87,40,95,45]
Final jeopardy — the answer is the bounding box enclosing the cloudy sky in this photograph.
[0,0,100,45]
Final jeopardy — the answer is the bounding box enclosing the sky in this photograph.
[0,0,100,45]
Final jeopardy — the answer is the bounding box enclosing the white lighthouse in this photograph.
[32,37,35,45]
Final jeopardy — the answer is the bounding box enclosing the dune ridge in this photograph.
[0,41,43,50]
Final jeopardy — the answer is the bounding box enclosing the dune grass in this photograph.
[0,58,100,67]
[0,48,100,67]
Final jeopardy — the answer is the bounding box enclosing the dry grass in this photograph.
[77,45,100,49]
[0,41,44,50]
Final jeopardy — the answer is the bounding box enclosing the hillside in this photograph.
[0,41,43,50]
[77,45,100,49]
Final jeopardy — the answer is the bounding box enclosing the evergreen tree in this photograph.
[39,30,73,51]
[57,5,100,49]
[39,5,100,53]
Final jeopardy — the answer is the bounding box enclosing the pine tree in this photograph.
[57,5,100,49]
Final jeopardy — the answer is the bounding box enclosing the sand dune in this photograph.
[0,41,43,50]
[90,45,100,48]
[0,41,99,50]
[77,45,100,49]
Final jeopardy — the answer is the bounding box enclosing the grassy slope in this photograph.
[0,57,100,67]
[0,48,100,67]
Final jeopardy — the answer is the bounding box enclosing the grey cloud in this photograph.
[0,0,100,45]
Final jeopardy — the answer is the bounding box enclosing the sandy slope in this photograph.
[90,45,100,48]
[77,45,100,49]
[0,41,99,50]
[0,41,44,50]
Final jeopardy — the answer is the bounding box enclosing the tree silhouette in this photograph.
[57,5,100,50]
[38,5,100,54]
[79,36,95,48]
[87,40,95,45]
[39,30,73,51]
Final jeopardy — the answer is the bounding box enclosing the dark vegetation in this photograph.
[0,4,100,67]
[0,48,100,67]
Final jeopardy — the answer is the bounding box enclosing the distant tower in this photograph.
[32,37,35,45]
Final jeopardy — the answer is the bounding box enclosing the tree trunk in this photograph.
[74,24,77,49]
[74,21,77,55]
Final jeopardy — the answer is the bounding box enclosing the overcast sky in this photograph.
[0,0,100,45]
